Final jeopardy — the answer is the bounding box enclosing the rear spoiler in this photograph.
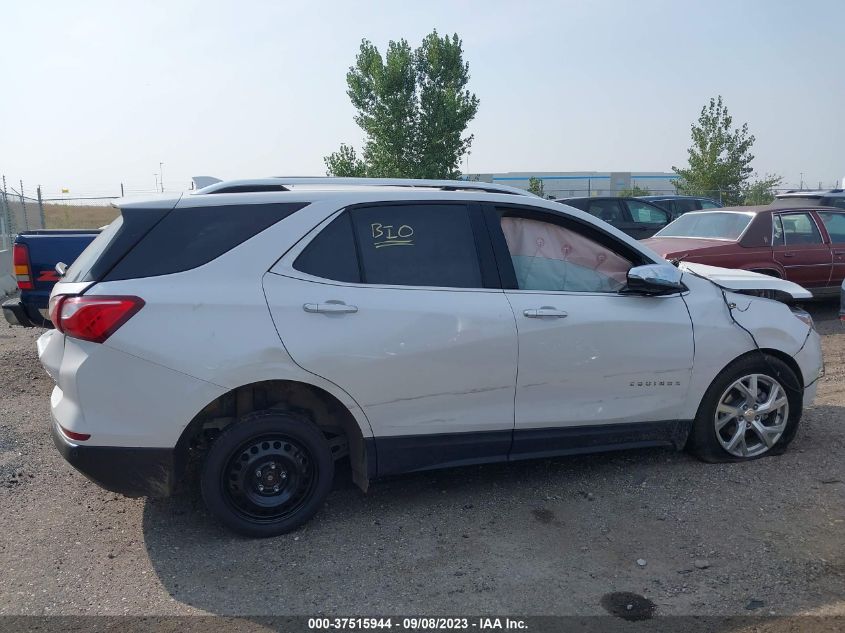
[192,176,222,190]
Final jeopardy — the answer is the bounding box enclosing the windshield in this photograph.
[654,212,752,240]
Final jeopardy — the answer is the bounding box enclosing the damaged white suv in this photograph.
[38,178,823,537]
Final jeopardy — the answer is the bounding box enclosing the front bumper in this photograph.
[794,329,824,408]
[51,420,177,497]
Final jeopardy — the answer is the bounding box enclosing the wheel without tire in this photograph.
[201,411,334,537]
[689,354,802,462]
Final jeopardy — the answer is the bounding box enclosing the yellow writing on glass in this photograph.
[371,223,414,248]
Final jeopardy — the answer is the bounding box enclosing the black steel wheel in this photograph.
[201,411,333,537]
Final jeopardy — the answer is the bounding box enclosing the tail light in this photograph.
[51,295,144,343]
[13,243,33,290]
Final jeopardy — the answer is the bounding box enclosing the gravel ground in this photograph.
[0,304,842,618]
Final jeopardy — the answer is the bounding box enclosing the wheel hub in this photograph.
[222,435,315,521]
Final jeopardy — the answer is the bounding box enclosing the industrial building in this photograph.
[467,171,678,198]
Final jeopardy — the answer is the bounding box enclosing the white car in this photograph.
[38,178,823,537]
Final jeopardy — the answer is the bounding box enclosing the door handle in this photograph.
[782,252,796,258]
[833,250,845,256]
[523,307,568,318]
[303,302,358,314]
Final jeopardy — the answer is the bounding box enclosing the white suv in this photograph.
[38,178,823,537]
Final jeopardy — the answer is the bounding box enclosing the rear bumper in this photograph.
[2,297,50,328]
[3,297,34,327]
[51,420,177,497]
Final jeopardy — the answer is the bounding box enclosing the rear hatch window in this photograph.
[62,207,170,283]
[65,201,309,284]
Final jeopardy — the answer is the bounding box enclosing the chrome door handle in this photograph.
[303,302,358,314]
[523,307,568,318]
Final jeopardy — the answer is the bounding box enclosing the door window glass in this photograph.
[294,213,361,283]
[772,215,784,246]
[823,198,845,210]
[779,213,823,245]
[500,216,631,293]
[586,200,625,225]
[818,212,845,243]
[351,204,482,288]
[626,201,668,224]
[699,199,721,209]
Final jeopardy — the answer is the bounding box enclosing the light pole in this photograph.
[159,162,165,193]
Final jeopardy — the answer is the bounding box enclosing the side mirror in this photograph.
[626,264,684,295]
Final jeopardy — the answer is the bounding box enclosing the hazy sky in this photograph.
[2,0,843,198]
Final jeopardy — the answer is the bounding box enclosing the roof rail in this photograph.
[193,177,534,197]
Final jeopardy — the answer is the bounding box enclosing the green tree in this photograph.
[616,185,651,197]
[527,177,545,197]
[743,174,783,205]
[325,30,479,179]
[324,143,368,177]
[673,96,756,206]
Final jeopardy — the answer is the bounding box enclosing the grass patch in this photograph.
[43,204,119,229]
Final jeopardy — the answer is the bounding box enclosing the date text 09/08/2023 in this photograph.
[308,617,528,630]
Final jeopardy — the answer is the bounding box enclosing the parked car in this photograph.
[560,196,671,239]
[3,229,100,327]
[642,206,845,297]
[638,195,722,219]
[771,189,845,210]
[41,177,822,537]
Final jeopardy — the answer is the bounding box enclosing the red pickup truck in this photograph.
[642,205,845,298]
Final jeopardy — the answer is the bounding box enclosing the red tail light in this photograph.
[54,295,145,343]
[13,243,33,290]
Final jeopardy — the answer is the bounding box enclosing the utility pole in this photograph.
[19,180,28,231]
[799,172,804,190]
[159,162,164,193]
[36,185,45,229]
[120,182,125,197]
[0,175,11,243]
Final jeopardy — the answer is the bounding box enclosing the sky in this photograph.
[2,0,844,199]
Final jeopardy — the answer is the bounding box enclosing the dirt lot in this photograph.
[0,304,842,618]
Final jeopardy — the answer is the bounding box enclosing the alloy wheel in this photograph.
[714,373,789,458]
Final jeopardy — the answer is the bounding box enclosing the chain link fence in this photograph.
[0,178,47,251]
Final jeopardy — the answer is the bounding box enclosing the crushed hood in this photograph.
[679,262,812,299]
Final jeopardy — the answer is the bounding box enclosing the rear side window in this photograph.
[777,212,822,246]
[699,199,721,209]
[350,204,482,288]
[294,213,361,283]
[105,203,307,281]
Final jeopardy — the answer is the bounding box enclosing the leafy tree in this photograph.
[673,96,756,206]
[527,177,545,197]
[743,174,783,205]
[324,143,368,177]
[325,31,479,179]
[616,185,651,197]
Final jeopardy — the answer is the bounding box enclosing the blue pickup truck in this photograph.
[3,229,100,327]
